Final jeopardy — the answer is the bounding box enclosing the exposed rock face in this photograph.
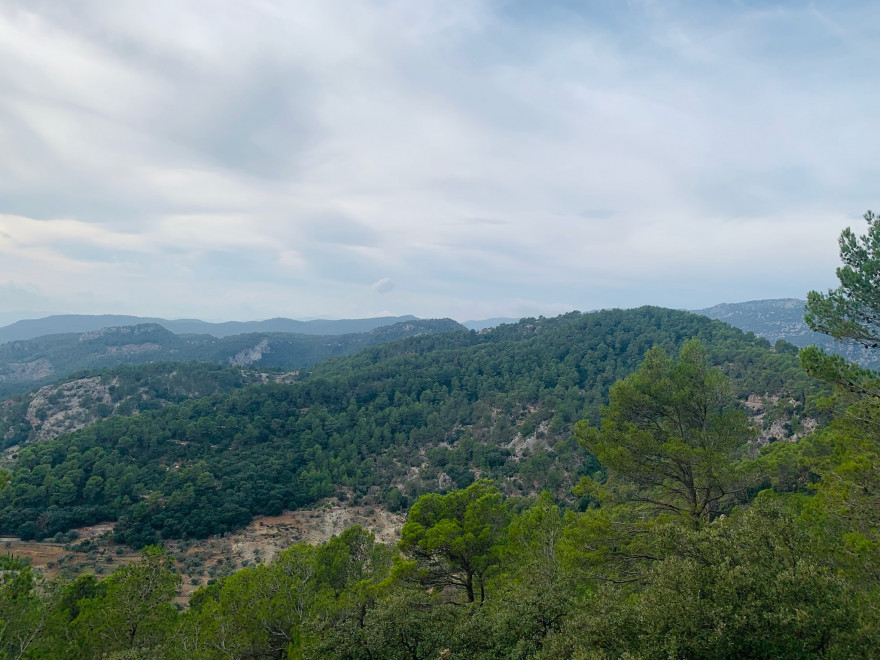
[743,393,817,446]
[100,343,162,356]
[229,339,271,366]
[506,420,551,461]
[25,376,117,442]
[0,359,54,383]
[77,324,168,341]
[0,318,463,397]
[437,472,454,490]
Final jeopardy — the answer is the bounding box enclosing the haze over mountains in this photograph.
[0,313,526,344]
[695,298,880,368]
[0,314,423,343]
[0,319,464,397]
[0,299,869,365]
[0,296,873,445]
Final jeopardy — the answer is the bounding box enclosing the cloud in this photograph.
[0,281,57,311]
[372,278,396,295]
[0,1,877,322]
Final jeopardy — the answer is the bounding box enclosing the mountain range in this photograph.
[694,298,880,368]
[0,318,464,397]
[0,313,526,344]
[0,314,423,343]
[0,299,875,400]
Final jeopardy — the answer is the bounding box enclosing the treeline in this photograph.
[0,308,821,546]
[1,339,876,659]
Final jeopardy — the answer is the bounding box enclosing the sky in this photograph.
[0,0,878,324]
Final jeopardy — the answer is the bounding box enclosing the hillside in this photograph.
[0,307,823,546]
[0,362,292,449]
[695,298,880,368]
[0,318,464,397]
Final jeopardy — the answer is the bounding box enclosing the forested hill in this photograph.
[0,318,463,397]
[0,362,295,449]
[0,306,821,546]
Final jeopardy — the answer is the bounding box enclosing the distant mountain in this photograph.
[462,317,521,331]
[0,314,420,343]
[0,318,465,397]
[694,298,880,368]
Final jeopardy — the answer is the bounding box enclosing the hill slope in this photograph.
[0,362,291,449]
[0,307,822,545]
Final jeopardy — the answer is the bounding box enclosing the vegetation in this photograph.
[699,298,880,368]
[0,361,273,449]
[806,210,880,347]
[0,308,818,546]
[0,332,875,658]
[576,339,755,524]
[0,318,463,397]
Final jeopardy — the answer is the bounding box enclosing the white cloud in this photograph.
[0,0,876,322]
[372,278,396,294]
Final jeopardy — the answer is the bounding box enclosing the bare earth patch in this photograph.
[2,502,404,603]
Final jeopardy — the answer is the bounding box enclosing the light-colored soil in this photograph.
[3,501,404,604]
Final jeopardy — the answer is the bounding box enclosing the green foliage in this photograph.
[69,546,180,657]
[0,553,28,571]
[13,478,879,659]
[0,361,268,449]
[5,317,877,659]
[0,319,464,398]
[700,299,880,369]
[0,566,46,660]
[576,340,756,524]
[399,480,509,603]
[806,210,880,348]
[541,496,866,660]
[0,308,819,546]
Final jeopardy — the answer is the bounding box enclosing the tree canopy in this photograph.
[806,210,880,348]
[576,339,755,524]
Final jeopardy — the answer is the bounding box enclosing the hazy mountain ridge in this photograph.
[0,313,422,343]
[0,318,465,397]
[695,298,880,368]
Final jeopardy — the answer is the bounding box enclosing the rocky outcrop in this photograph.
[743,393,817,446]
[228,339,271,367]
